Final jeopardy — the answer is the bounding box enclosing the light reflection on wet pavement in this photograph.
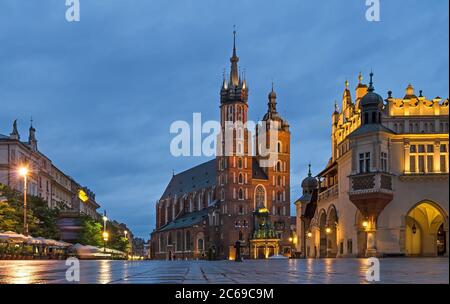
[0,258,448,284]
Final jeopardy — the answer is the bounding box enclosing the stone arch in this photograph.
[326,205,338,257]
[354,209,368,257]
[318,209,327,257]
[326,204,338,225]
[405,200,448,257]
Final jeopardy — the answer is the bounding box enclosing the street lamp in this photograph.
[102,211,108,254]
[102,231,109,254]
[124,230,129,258]
[19,166,29,236]
[307,231,312,238]
[362,220,369,229]
[325,227,331,234]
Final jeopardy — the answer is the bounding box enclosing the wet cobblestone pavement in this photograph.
[0,258,448,284]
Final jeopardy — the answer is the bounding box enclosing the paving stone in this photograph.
[0,258,448,284]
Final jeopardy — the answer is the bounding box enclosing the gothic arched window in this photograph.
[238,173,243,184]
[238,158,243,169]
[237,106,242,121]
[276,161,282,172]
[176,231,183,251]
[185,231,191,251]
[197,238,204,251]
[255,185,266,208]
[277,191,283,202]
[239,205,244,214]
[238,188,244,200]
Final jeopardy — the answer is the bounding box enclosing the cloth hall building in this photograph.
[150,33,292,260]
[295,73,449,258]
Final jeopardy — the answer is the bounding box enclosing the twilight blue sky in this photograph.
[0,0,448,238]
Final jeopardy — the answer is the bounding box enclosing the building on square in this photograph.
[0,120,102,241]
[150,32,292,260]
[295,73,449,258]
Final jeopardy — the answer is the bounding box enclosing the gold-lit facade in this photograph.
[296,73,449,258]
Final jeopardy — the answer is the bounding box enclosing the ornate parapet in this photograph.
[348,172,394,218]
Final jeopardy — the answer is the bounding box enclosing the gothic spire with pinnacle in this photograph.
[229,26,239,86]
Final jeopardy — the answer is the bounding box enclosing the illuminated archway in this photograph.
[326,205,338,257]
[318,209,327,257]
[405,201,448,257]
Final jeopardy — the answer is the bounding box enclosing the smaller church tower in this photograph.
[258,84,291,219]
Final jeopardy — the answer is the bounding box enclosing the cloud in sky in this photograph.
[0,0,448,238]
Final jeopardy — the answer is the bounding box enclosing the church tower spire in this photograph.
[220,27,248,105]
[229,26,239,87]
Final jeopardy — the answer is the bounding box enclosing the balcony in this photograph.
[349,172,393,195]
[318,184,338,202]
[348,172,394,218]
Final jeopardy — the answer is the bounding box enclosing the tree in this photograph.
[0,200,19,231]
[28,195,60,239]
[78,217,103,247]
[0,184,60,238]
[107,222,131,252]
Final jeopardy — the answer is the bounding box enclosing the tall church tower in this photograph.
[216,30,253,257]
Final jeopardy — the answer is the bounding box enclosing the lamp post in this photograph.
[102,231,109,254]
[19,166,29,236]
[124,230,129,259]
[288,236,294,258]
[102,211,108,255]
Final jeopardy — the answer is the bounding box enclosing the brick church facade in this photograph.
[150,32,292,260]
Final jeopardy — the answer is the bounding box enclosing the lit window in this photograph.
[409,143,442,173]
[440,144,448,173]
